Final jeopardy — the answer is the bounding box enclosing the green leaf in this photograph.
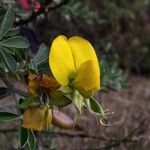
[28,130,36,150]
[0,7,14,39]
[0,112,19,121]
[0,36,30,48]
[0,49,17,72]
[18,127,29,148]
[38,62,51,74]
[0,46,15,55]
[18,97,40,109]
[30,60,38,74]
[0,87,11,99]
[49,96,72,108]
[73,90,85,114]
[0,67,6,77]
[14,48,26,60]
[5,28,20,37]
[85,97,105,117]
[59,86,73,94]
[33,43,49,65]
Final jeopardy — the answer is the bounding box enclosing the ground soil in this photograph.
[0,76,149,150]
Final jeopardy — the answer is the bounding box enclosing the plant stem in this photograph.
[14,0,70,26]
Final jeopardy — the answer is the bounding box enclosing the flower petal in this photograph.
[68,36,99,70]
[28,74,40,97]
[22,105,51,131]
[49,35,76,85]
[73,60,100,97]
[22,106,46,131]
[42,108,52,130]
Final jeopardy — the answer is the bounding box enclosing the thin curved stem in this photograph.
[14,0,70,27]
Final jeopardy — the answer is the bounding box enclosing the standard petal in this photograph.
[49,35,76,85]
[73,60,100,98]
[68,36,99,70]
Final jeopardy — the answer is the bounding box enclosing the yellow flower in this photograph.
[22,105,52,131]
[49,35,100,97]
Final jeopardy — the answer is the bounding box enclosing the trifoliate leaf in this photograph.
[0,7,14,39]
[33,43,49,65]
[0,36,30,48]
[0,49,17,72]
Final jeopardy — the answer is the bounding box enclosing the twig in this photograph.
[48,131,109,141]
[0,121,145,145]
[0,128,108,141]
[14,0,70,27]
[14,0,53,26]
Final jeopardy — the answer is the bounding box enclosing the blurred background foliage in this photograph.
[0,0,149,90]
[15,0,150,90]
[45,0,150,76]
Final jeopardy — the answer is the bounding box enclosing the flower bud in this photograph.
[52,109,75,129]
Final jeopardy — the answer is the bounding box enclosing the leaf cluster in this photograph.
[0,7,29,76]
